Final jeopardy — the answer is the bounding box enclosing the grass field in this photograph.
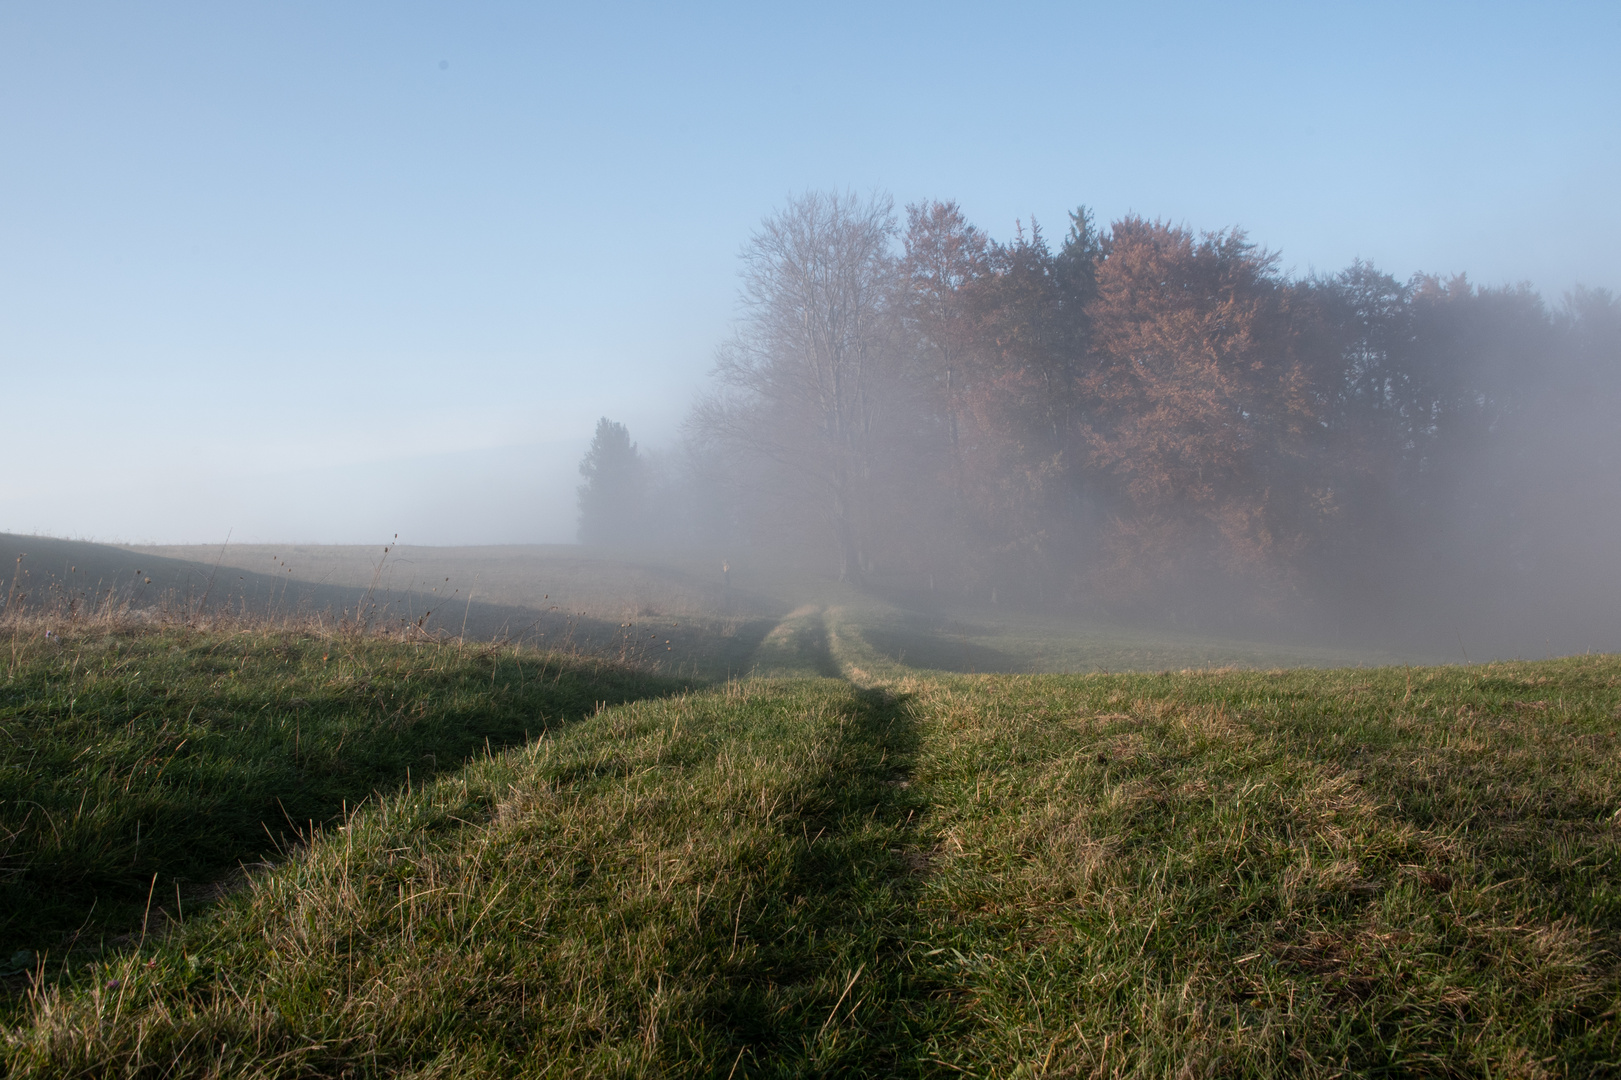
[4,540,1619,1076]
[7,534,1410,675]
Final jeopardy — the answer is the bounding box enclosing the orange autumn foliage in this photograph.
[1082,218,1322,605]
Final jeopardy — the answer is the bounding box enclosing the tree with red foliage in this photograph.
[1082,217,1319,611]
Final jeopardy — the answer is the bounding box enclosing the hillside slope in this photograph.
[5,616,1619,1076]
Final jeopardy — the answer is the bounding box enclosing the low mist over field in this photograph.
[3,2,1617,660]
[9,195,1620,664]
[577,194,1621,660]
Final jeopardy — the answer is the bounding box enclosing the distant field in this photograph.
[118,539,1407,673]
[4,536,785,680]
[128,541,780,624]
[4,606,1618,1076]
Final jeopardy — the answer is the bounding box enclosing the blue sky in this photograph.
[3,1,1616,544]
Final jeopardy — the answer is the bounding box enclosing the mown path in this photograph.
[6,619,1621,1077]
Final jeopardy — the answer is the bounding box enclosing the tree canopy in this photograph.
[634,192,1620,646]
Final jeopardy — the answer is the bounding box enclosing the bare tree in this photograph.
[704,191,898,580]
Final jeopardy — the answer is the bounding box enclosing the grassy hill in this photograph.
[4,544,1618,1075]
[0,535,786,680]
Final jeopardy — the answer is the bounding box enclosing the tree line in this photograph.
[581,191,1621,644]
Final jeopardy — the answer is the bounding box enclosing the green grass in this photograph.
[0,621,679,965]
[4,603,1621,1076]
[885,660,1621,1075]
[7,659,936,1075]
[851,600,1405,673]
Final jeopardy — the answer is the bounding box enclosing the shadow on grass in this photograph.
[678,685,955,1077]
[0,635,687,963]
[794,611,846,679]
[713,616,785,678]
[862,617,1024,674]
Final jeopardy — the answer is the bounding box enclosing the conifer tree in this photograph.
[577,418,644,546]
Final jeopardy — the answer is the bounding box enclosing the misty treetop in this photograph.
[583,192,1621,647]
